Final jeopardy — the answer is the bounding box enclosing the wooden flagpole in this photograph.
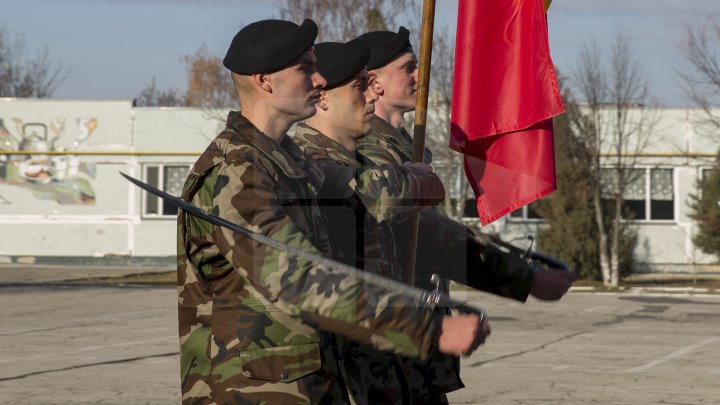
[412,0,436,163]
[404,0,436,286]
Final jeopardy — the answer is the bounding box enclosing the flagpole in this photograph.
[404,0,436,286]
[412,0,436,163]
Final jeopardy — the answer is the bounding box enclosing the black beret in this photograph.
[223,19,318,74]
[356,26,413,70]
[314,39,370,89]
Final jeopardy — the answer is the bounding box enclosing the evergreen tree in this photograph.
[688,164,720,259]
[536,89,637,281]
[536,99,599,279]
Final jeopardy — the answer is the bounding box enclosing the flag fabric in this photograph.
[450,0,564,225]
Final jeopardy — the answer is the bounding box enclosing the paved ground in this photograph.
[1,266,719,404]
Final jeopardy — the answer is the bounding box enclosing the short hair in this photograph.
[231,72,252,108]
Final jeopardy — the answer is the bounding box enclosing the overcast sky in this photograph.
[2,0,718,106]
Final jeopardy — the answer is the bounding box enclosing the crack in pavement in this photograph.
[0,282,163,291]
[0,308,172,336]
[466,330,590,368]
[0,352,179,382]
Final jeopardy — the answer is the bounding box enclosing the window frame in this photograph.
[507,203,545,223]
[607,166,677,223]
[141,163,191,219]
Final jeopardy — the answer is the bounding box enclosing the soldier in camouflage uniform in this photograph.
[355,27,576,404]
[292,39,458,404]
[177,19,490,405]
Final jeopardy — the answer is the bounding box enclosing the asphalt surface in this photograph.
[1,265,719,404]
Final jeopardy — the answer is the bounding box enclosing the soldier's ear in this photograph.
[252,73,272,93]
[317,90,329,111]
[368,71,383,95]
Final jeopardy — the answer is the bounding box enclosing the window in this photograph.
[649,169,674,220]
[143,164,190,217]
[463,198,479,218]
[622,169,646,220]
[509,201,543,221]
[603,167,674,221]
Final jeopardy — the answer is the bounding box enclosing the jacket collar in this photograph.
[225,111,317,180]
[293,123,360,166]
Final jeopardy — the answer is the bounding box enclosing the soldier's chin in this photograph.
[361,122,373,136]
[403,97,417,112]
[298,105,319,121]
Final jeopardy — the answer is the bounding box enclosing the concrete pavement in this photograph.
[1,265,719,404]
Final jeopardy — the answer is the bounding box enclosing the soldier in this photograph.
[356,27,577,404]
[293,39,461,404]
[177,19,490,405]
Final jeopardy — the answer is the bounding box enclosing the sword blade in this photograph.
[120,172,486,317]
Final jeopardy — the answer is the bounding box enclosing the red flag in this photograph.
[450,0,564,225]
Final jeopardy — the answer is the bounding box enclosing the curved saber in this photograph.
[120,172,487,319]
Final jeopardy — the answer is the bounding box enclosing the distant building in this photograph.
[0,98,717,273]
[0,98,219,266]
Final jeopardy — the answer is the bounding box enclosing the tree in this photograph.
[688,165,720,259]
[278,0,419,41]
[0,26,67,98]
[677,15,720,136]
[135,43,236,114]
[182,44,235,109]
[535,81,599,279]
[567,33,656,287]
[133,77,184,107]
[536,79,637,280]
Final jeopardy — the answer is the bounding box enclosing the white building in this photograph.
[0,98,219,266]
[0,98,717,272]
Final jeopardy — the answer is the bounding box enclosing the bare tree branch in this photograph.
[569,32,657,287]
[0,26,68,98]
[276,0,420,41]
[676,15,720,136]
[134,77,185,107]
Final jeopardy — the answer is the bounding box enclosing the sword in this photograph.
[120,172,487,319]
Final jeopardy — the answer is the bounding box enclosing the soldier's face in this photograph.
[328,69,378,138]
[270,49,327,121]
[374,51,418,113]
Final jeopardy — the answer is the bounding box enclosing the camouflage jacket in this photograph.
[292,122,445,280]
[357,115,433,165]
[293,122,448,404]
[358,115,535,300]
[358,115,536,398]
[177,112,442,405]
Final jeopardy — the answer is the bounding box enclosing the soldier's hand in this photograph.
[437,314,491,356]
[529,267,578,301]
[403,161,434,173]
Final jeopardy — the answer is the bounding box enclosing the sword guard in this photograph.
[426,273,443,310]
[521,235,535,262]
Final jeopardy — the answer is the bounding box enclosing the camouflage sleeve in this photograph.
[414,210,535,301]
[205,158,442,358]
[316,160,445,223]
[357,135,407,166]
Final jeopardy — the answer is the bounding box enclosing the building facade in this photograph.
[0,98,717,272]
[0,98,219,266]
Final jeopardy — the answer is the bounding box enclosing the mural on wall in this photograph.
[0,117,97,205]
